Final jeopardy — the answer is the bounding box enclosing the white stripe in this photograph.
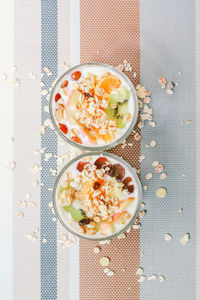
[196,0,200,298]
[13,1,41,299]
[70,0,80,66]
[0,1,14,299]
[69,1,80,299]
[57,0,71,299]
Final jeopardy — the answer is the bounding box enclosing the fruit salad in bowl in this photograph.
[53,152,142,240]
[50,63,138,150]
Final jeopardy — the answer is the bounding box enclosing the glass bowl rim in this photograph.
[53,151,142,241]
[49,62,138,151]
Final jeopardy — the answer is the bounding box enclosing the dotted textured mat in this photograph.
[79,1,140,299]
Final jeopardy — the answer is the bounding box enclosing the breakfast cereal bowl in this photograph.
[53,152,142,241]
[49,63,138,151]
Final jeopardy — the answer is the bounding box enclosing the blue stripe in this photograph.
[41,1,58,299]
[140,0,196,299]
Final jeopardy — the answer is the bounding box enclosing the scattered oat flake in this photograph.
[148,274,158,281]
[167,81,175,89]
[178,208,183,213]
[145,173,152,180]
[143,185,148,191]
[136,267,143,275]
[29,201,37,208]
[150,140,157,148]
[44,119,51,126]
[149,121,156,127]
[186,120,191,124]
[138,275,146,283]
[1,73,7,81]
[30,164,40,174]
[139,210,146,218]
[52,217,57,222]
[104,268,110,274]
[26,193,31,201]
[45,153,53,160]
[139,155,145,162]
[13,78,20,87]
[165,233,172,242]
[21,201,27,208]
[141,202,146,208]
[107,270,115,276]
[155,164,164,174]
[152,161,159,168]
[160,172,167,180]
[159,77,167,88]
[42,238,47,243]
[144,97,151,104]
[180,233,190,245]
[94,247,101,254]
[156,187,167,198]
[160,275,165,282]
[7,161,16,171]
[44,106,49,113]
[41,89,48,96]
[99,240,111,245]
[33,180,39,187]
[117,233,126,239]
[16,212,24,218]
[166,89,174,95]
[100,257,110,267]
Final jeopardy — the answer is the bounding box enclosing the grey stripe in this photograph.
[41,1,58,299]
[140,0,196,299]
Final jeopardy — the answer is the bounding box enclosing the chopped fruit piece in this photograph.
[97,74,121,93]
[61,80,68,88]
[123,177,132,186]
[64,206,85,221]
[94,157,109,169]
[55,93,61,102]
[128,184,134,193]
[119,197,135,211]
[59,123,68,134]
[117,102,128,116]
[113,211,131,225]
[108,87,130,103]
[117,117,126,128]
[71,136,82,144]
[78,218,90,226]
[110,163,125,180]
[71,71,81,81]
[100,222,115,236]
[76,161,89,172]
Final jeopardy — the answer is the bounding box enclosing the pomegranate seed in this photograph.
[71,71,81,81]
[61,80,68,88]
[55,93,61,102]
[71,136,82,144]
[76,161,89,172]
[58,123,68,134]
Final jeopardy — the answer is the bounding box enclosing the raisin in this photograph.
[93,181,101,190]
[78,218,90,226]
[110,163,125,180]
[128,184,134,193]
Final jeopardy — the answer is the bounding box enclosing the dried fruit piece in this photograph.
[156,187,167,198]
[78,218,90,226]
[123,176,132,186]
[61,80,68,88]
[128,184,134,193]
[71,136,82,144]
[76,161,89,172]
[100,257,110,266]
[93,181,101,190]
[59,123,68,134]
[110,163,125,180]
[71,71,81,81]
[55,93,61,102]
[94,157,109,169]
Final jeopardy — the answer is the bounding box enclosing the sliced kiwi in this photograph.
[108,87,130,104]
[63,205,86,222]
[117,116,126,128]
[117,101,128,116]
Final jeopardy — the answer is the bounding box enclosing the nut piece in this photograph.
[165,233,172,242]
[180,233,190,245]
[156,187,167,198]
[100,257,110,267]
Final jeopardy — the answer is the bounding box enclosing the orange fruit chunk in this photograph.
[97,73,121,94]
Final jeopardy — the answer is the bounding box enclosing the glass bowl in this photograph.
[49,63,138,151]
[53,152,142,241]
